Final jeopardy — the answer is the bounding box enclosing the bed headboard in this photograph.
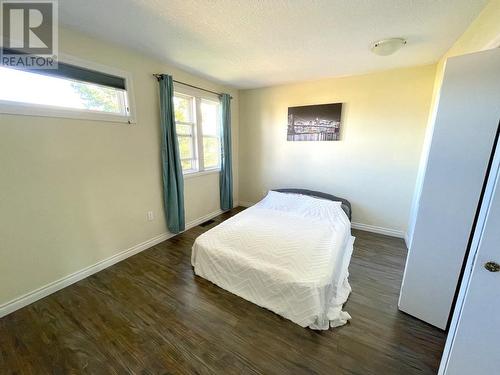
[273,188,352,220]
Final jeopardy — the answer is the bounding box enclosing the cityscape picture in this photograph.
[287,103,342,141]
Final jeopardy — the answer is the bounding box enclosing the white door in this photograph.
[399,48,500,329]
[439,127,500,375]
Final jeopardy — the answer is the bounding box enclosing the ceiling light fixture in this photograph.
[371,38,407,56]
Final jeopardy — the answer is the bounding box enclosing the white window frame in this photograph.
[174,92,198,174]
[174,85,221,177]
[199,98,222,172]
[0,53,136,124]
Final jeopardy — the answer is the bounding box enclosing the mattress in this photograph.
[191,191,355,330]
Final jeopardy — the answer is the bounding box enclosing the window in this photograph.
[0,56,134,123]
[173,90,221,175]
[174,93,197,171]
[201,99,221,169]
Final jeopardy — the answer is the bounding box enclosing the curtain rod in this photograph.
[153,74,233,99]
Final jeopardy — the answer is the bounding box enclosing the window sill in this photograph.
[183,169,220,179]
[0,101,135,124]
[0,53,136,124]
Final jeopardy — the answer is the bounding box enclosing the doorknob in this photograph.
[484,262,500,272]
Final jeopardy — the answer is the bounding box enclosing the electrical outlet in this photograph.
[147,211,154,221]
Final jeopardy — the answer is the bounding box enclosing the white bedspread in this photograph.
[191,191,354,330]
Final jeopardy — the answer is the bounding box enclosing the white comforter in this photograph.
[191,191,354,330]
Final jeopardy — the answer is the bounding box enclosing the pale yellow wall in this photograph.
[407,0,500,243]
[431,0,500,105]
[238,65,436,232]
[432,0,500,118]
[0,28,239,306]
[439,0,500,73]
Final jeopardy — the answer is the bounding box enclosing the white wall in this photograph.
[238,65,436,235]
[406,0,500,247]
[400,0,500,328]
[399,48,500,329]
[0,27,239,312]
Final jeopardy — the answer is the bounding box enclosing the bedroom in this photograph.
[0,0,499,374]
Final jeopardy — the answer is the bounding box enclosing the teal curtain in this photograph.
[220,93,233,211]
[158,74,185,233]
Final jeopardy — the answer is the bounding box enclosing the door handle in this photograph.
[484,262,500,272]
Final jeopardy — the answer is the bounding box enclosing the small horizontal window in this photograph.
[0,56,134,123]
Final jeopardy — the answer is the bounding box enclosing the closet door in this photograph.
[439,125,500,375]
[398,48,500,329]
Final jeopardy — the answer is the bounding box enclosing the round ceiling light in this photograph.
[371,38,407,56]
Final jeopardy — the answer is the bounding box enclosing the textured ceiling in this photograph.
[59,0,488,89]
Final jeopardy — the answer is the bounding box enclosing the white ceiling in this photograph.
[59,0,487,89]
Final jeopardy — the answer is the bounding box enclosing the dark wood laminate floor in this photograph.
[0,208,446,374]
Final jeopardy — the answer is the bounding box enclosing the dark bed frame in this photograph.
[272,188,352,220]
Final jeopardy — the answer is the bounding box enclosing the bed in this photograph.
[191,189,355,330]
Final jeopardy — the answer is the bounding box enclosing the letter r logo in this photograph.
[1,1,55,54]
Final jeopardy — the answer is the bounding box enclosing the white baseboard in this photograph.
[186,209,223,228]
[0,209,223,318]
[238,201,255,208]
[404,232,410,249]
[351,222,405,239]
